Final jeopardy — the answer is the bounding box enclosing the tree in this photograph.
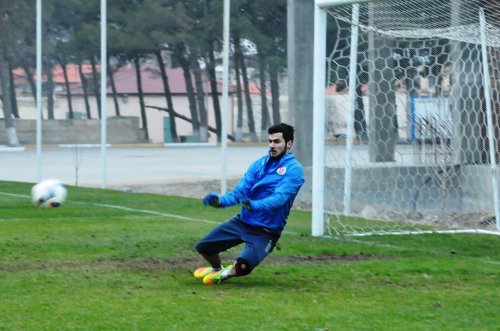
[236,37,258,142]
[45,0,85,119]
[107,55,121,117]
[0,47,19,146]
[256,46,270,140]
[188,0,224,142]
[243,0,287,138]
[111,0,158,141]
[45,61,56,120]
[58,60,75,119]
[192,54,209,142]
[228,1,259,141]
[41,0,67,120]
[89,55,102,118]
[0,0,293,145]
[107,0,189,142]
[148,1,189,142]
[134,55,149,141]
[175,42,201,140]
[268,55,281,124]
[72,1,102,119]
[78,59,92,119]
[8,63,19,118]
[0,0,30,146]
[8,0,38,105]
[155,49,178,142]
[233,40,244,142]
[206,42,223,142]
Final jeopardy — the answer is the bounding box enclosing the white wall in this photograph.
[327,92,409,141]
[12,94,235,143]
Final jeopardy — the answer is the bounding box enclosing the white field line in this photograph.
[0,215,166,222]
[340,229,500,237]
[90,203,301,236]
[92,203,304,235]
[345,237,500,266]
[2,192,497,237]
[478,259,500,266]
[0,192,30,198]
[7,191,496,264]
[0,191,302,235]
[92,203,219,225]
[0,191,218,225]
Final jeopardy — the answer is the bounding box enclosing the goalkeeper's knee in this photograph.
[234,257,253,276]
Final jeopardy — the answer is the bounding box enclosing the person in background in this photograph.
[414,65,436,96]
[436,62,453,96]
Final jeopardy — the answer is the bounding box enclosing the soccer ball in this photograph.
[31,179,67,208]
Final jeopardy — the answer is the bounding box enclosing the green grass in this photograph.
[0,180,499,330]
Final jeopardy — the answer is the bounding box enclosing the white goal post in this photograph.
[312,0,500,236]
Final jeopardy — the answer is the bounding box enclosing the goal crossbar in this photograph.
[316,0,377,9]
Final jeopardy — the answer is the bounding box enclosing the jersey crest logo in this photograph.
[277,167,287,175]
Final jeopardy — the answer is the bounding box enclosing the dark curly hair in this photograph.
[268,123,295,143]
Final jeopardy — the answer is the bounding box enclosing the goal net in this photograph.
[313,0,500,236]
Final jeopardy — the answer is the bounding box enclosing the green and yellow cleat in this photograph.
[193,266,218,279]
[202,265,233,285]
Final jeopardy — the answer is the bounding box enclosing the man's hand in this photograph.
[240,198,252,211]
[202,192,221,207]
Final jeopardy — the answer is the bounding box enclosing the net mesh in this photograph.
[322,0,500,235]
[331,1,500,46]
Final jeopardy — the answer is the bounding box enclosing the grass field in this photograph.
[1,180,499,330]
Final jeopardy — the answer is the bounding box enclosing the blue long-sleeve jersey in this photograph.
[219,152,305,234]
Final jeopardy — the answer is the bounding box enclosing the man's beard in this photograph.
[270,147,287,160]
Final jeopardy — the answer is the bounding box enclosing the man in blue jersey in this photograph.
[193,123,305,285]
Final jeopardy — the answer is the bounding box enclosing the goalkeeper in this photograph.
[194,123,305,285]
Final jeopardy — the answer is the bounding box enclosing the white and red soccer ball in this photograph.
[31,179,67,208]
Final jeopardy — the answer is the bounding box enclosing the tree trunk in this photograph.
[107,55,121,116]
[8,62,19,118]
[233,36,244,142]
[78,60,92,119]
[176,43,200,141]
[207,43,222,142]
[355,82,368,144]
[146,105,236,141]
[0,48,19,146]
[257,47,269,141]
[90,56,102,118]
[237,40,258,142]
[269,64,281,125]
[192,53,208,142]
[45,62,55,120]
[22,62,37,103]
[59,60,74,119]
[134,55,149,142]
[155,50,178,142]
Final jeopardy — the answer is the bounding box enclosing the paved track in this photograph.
[0,145,265,188]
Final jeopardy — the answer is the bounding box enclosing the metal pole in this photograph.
[479,8,500,230]
[312,3,327,236]
[343,4,360,216]
[221,0,230,194]
[36,0,42,182]
[100,0,107,189]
